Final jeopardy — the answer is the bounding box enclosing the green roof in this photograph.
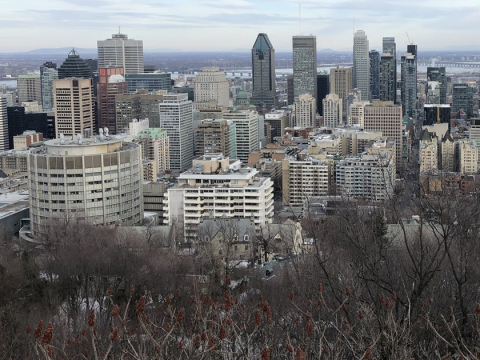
[236,90,247,99]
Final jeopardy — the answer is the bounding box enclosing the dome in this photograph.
[236,91,247,99]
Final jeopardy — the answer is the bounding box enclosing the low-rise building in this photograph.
[13,131,43,149]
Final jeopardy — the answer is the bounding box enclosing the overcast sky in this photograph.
[1,0,479,53]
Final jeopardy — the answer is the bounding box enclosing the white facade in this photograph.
[159,93,194,170]
[97,33,144,74]
[323,93,343,128]
[330,66,353,113]
[28,137,144,237]
[128,119,150,137]
[348,101,369,126]
[353,30,370,101]
[193,67,230,109]
[457,139,478,175]
[223,110,259,163]
[163,155,274,242]
[419,135,438,174]
[294,94,316,128]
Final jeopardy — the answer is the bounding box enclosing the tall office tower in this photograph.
[427,67,447,104]
[193,67,230,109]
[40,62,58,112]
[323,93,343,128]
[382,37,396,94]
[401,48,417,118]
[250,33,276,107]
[264,110,288,143]
[53,78,94,138]
[98,67,128,134]
[294,94,316,128]
[223,110,259,163]
[159,93,193,170]
[28,137,143,237]
[125,73,171,93]
[195,119,237,159]
[292,36,317,101]
[136,128,171,173]
[316,72,330,115]
[379,53,396,102]
[17,74,42,104]
[286,75,294,105]
[58,49,93,79]
[97,33,144,74]
[363,101,403,173]
[369,50,380,100]
[0,97,8,151]
[452,84,474,117]
[115,90,165,132]
[353,30,370,101]
[330,66,353,114]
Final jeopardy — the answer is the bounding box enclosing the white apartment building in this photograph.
[159,93,194,171]
[53,78,94,138]
[419,130,438,174]
[282,152,332,206]
[333,127,383,155]
[28,136,143,237]
[469,119,480,169]
[294,94,316,128]
[223,110,259,163]
[353,30,370,101]
[128,119,150,137]
[323,93,343,128]
[457,139,478,175]
[193,67,230,109]
[307,134,343,155]
[97,33,144,74]
[440,134,455,172]
[348,101,369,126]
[163,154,274,242]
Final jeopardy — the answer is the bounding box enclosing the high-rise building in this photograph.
[347,101,369,126]
[53,78,94,138]
[382,37,396,97]
[401,46,417,118]
[97,33,144,74]
[57,49,93,79]
[0,97,8,151]
[193,67,230,109]
[223,110,259,163]
[379,53,396,102]
[159,93,194,170]
[292,36,317,101]
[125,73,171,93]
[195,119,237,159]
[469,118,480,169]
[353,30,370,101]
[115,90,165,132]
[363,101,403,173]
[28,136,143,237]
[323,94,343,128]
[7,107,54,146]
[287,75,294,105]
[40,62,58,112]
[316,72,330,115]
[264,110,288,143]
[136,128,170,174]
[98,67,128,134]
[369,50,380,100]
[17,74,42,104]
[294,94,316,128]
[330,66,353,114]
[427,67,447,104]
[452,83,473,117]
[251,33,276,107]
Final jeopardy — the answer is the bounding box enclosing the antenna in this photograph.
[118,26,121,34]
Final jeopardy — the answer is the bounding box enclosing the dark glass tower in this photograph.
[316,72,329,115]
[250,33,276,107]
[427,67,447,104]
[369,50,380,100]
[380,53,396,102]
[58,49,93,79]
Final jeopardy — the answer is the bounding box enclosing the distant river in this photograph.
[0,80,16,88]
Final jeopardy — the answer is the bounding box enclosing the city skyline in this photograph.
[1,0,480,53]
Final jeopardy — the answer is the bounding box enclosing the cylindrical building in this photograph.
[28,136,143,237]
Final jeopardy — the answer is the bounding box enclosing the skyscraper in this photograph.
[58,49,93,79]
[53,78,94,138]
[427,67,447,104]
[193,67,230,109]
[292,36,317,101]
[369,50,380,100]
[97,33,144,74]
[40,62,58,112]
[17,74,42,104]
[316,72,330,115]
[380,53,396,102]
[452,84,473,117]
[159,93,194,170]
[115,90,165,132]
[251,33,276,107]
[98,67,128,134]
[0,97,8,151]
[330,66,353,114]
[382,37,396,98]
[223,110,259,163]
[353,30,370,101]
[401,45,417,118]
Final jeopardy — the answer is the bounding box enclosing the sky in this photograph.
[1,0,480,53]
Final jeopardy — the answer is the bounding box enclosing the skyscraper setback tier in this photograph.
[292,36,317,101]
[353,30,370,101]
[97,33,144,74]
[250,33,276,108]
[57,49,93,79]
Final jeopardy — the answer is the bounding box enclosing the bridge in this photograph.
[418,62,480,69]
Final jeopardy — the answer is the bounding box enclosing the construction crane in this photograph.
[406,32,413,45]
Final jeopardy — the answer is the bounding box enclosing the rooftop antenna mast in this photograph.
[118,26,121,34]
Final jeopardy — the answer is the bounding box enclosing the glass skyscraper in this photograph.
[250,33,276,107]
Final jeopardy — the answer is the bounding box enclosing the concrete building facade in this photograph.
[294,94,316,128]
[292,36,317,101]
[353,30,370,101]
[322,93,343,128]
[97,33,144,74]
[193,67,230,109]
